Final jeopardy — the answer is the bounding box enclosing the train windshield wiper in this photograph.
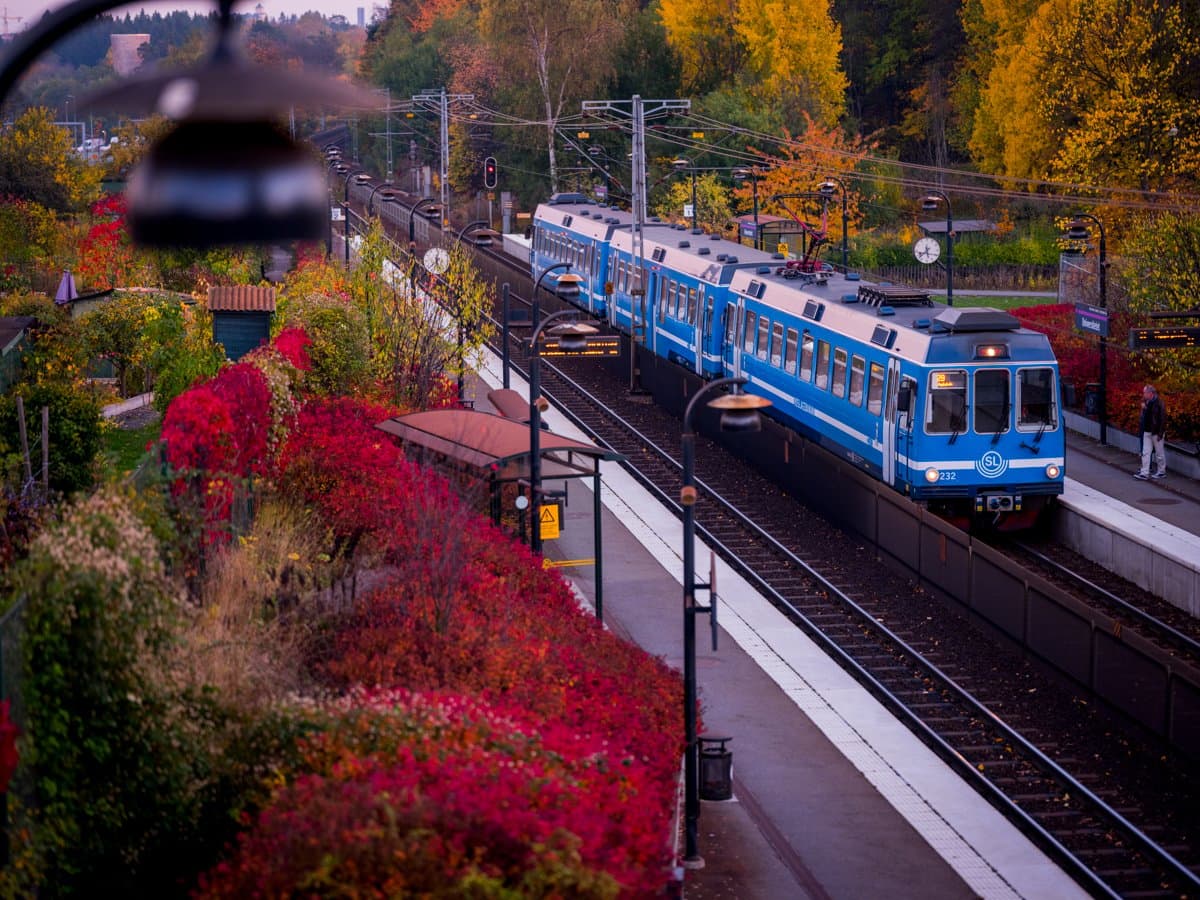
[991,401,1010,445]
[1020,420,1047,454]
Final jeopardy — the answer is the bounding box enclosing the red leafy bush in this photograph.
[205,362,272,477]
[271,326,312,372]
[195,692,673,898]
[0,699,18,794]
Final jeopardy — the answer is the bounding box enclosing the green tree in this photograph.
[0,107,103,212]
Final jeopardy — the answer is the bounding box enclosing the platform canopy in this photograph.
[375,408,622,482]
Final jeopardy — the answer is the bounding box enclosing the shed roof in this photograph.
[207,285,276,312]
[0,316,36,354]
[376,409,622,481]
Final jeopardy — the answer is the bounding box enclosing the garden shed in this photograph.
[207,285,276,360]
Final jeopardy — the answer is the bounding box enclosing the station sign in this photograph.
[1073,302,1108,337]
[1129,327,1200,349]
[538,334,622,357]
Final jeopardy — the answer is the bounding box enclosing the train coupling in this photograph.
[976,493,1023,514]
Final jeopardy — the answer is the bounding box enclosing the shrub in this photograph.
[2,487,203,895]
[0,381,103,495]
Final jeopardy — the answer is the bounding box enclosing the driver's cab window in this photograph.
[1018,367,1058,430]
[926,370,967,434]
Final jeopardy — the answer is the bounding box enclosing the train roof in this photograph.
[728,265,1056,366]
[613,224,785,283]
[534,196,669,240]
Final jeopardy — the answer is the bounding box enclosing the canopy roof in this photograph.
[376,408,622,482]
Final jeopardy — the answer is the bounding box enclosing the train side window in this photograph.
[770,323,785,367]
[658,280,669,322]
[784,328,798,372]
[897,376,918,428]
[743,311,757,354]
[927,370,967,433]
[800,330,814,382]
[756,315,770,360]
[832,348,847,398]
[867,362,884,415]
[973,369,1010,435]
[849,355,866,406]
[725,307,736,347]
[673,281,683,319]
[688,287,699,325]
[816,340,830,389]
[1018,367,1058,430]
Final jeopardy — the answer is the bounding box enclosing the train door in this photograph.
[695,286,707,374]
[882,358,906,486]
[647,271,659,356]
[723,298,744,377]
[700,294,715,375]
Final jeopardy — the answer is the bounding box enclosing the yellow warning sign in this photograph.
[538,504,560,540]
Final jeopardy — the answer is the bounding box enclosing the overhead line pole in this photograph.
[414,88,474,229]
[582,96,689,392]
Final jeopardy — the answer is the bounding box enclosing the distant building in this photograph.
[110,34,150,76]
[357,7,365,26]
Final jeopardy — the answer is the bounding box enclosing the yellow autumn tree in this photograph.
[734,0,847,129]
[0,107,102,213]
[657,0,745,95]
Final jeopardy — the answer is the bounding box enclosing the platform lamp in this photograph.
[1065,214,1108,446]
[680,376,771,867]
[449,220,490,403]
[4,0,378,249]
[921,190,954,307]
[528,267,584,555]
[672,158,698,232]
[731,167,760,249]
[818,176,849,272]
[367,181,397,216]
[340,169,371,263]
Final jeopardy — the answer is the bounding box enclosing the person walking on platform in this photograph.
[1135,384,1167,480]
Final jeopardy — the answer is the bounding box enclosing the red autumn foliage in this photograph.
[0,700,18,795]
[205,363,272,477]
[271,326,312,372]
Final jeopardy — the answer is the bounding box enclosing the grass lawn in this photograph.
[941,293,1060,311]
[102,419,161,475]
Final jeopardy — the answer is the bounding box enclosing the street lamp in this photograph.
[367,181,397,215]
[731,167,760,250]
[1065,214,1108,445]
[921,190,954,307]
[450,219,490,403]
[340,168,371,264]
[528,264,584,554]
[679,376,771,867]
[818,176,849,272]
[672,158,698,232]
[408,196,438,253]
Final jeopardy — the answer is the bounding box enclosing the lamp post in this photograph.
[921,190,954,307]
[818,176,849,272]
[341,168,371,264]
[679,377,771,867]
[450,220,490,403]
[731,167,760,249]
[367,181,396,216]
[672,158,698,231]
[1065,214,1108,445]
[408,196,438,252]
[528,264,582,554]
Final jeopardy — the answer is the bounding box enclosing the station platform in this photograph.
[469,361,1089,900]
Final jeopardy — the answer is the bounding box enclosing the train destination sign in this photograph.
[1074,302,1109,338]
[538,334,622,357]
[1128,327,1200,349]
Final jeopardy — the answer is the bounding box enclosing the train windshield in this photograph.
[927,369,966,434]
[1017,368,1058,430]
[974,369,1010,436]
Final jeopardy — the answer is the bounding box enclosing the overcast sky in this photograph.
[4,0,378,31]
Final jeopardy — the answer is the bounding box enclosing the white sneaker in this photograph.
[1152,472,1166,479]
[1133,472,1149,480]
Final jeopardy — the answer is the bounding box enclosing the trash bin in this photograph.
[698,735,733,801]
[1084,383,1100,416]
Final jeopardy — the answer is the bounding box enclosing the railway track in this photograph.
[360,193,1200,897]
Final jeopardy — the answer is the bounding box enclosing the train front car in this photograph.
[902,306,1065,530]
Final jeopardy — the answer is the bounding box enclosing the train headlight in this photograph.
[924,467,940,483]
[1045,463,1061,479]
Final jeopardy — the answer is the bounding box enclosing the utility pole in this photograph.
[582,96,689,391]
[413,88,473,229]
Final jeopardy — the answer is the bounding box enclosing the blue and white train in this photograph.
[531,193,1065,528]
